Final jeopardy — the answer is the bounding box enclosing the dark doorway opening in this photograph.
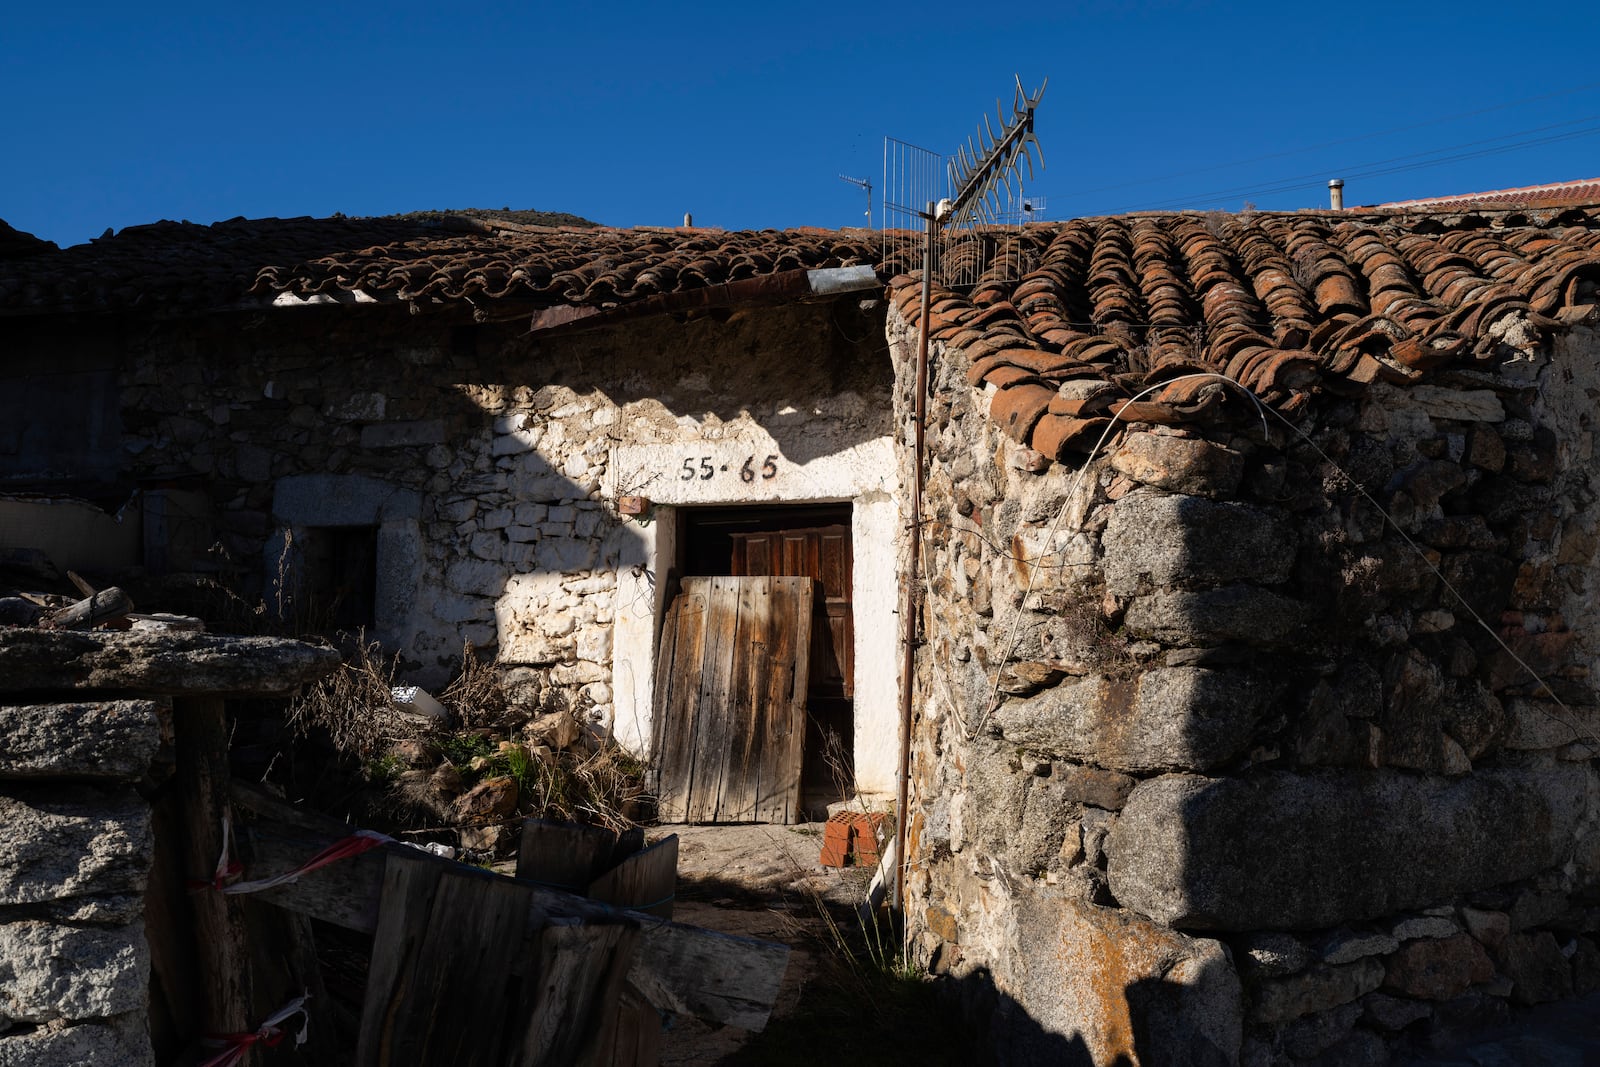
[299,525,378,633]
[679,504,854,818]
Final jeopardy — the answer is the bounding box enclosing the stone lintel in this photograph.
[0,630,339,696]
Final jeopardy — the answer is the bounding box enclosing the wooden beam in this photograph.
[44,586,134,630]
[232,785,788,1032]
[174,697,254,1034]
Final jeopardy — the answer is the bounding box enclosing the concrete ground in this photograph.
[652,821,881,1067]
[664,820,878,905]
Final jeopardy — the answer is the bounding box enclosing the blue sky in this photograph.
[7,1,1600,248]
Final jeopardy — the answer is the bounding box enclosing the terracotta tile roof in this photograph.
[887,207,1600,457]
[0,214,880,315]
[1371,177,1600,211]
[10,205,1600,465]
[0,220,57,261]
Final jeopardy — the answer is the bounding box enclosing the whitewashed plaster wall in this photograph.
[610,432,903,797]
[410,321,902,796]
[120,300,900,796]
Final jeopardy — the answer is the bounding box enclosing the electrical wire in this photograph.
[965,371,1600,758]
[1115,114,1600,213]
[1061,79,1600,200]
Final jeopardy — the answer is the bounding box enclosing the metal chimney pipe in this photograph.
[1328,179,1345,211]
[683,212,693,228]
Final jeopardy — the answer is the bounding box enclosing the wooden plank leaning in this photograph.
[232,783,788,1032]
[587,835,679,920]
[357,851,640,1067]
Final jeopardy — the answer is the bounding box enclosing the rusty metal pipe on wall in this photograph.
[894,206,936,914]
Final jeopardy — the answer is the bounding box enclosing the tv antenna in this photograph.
[839,174,873,226]
[882,75,1047,285]
[945,75,1047,229]
[891,76,1046,920]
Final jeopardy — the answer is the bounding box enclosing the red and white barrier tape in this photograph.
[198,993,310,1067]
[192,812,392,895]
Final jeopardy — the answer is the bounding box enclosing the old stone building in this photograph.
[888,203,1600,1062]
[6,198,1600,1062]
[0,216,904,811]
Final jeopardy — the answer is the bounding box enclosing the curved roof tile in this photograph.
[0,215,880,314]
[900,206,1600,459]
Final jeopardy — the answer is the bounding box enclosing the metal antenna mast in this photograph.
[838,174,873,226]
[894,76,1047,921]
[945,75,1047,229]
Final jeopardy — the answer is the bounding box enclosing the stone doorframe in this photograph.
[268,474,424,650]
[608,436,903,799]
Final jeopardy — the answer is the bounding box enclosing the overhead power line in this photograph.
[1110,113,1600,213]
[1062,78,1600,201]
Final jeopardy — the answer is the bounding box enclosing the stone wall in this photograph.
[897,307,1600,1064]
[0,699,159,1066]
[106,298,896,769]
[0,630,338,1066]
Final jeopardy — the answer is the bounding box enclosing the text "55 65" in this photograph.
[679,455,779,482]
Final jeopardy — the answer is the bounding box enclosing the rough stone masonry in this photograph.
[0,630,337,1067]
[896,306,1600,1065]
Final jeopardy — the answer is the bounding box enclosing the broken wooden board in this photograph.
[589,982,664,1067]
[516,819,642,893]
[587,835,678,920]
[516,920,639,1066]
[233,784,788,1032]
[653,576,812,824]
[357,851,642,1066]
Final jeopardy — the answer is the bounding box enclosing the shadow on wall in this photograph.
[228,297,890,678]
[940,963,1238,1067]
[957,967,1108,1066]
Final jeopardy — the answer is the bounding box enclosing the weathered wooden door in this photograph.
[729,525,852,700]
[653,576,813,824]
[730,525,854,797]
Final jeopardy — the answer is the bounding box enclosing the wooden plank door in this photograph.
[653,576,813,823]
[731,525,853,700]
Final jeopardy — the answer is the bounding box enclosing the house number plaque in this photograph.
[678,454,779,483]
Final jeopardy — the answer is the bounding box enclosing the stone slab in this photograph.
[1108,432,1245,497]
[0,921,148,1022]
[1122,585,1309,647]
[1251,959,1385,1025]
[1003,884,1242,1065]
[1106,764,1590,931]
[996,667,1270,773]
[0,631,338,695]
[0,786,151,906]
[0,1015,152,1067]
[1102,492,1293,596]
[272,473,419,523]
[0,702,164,779]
